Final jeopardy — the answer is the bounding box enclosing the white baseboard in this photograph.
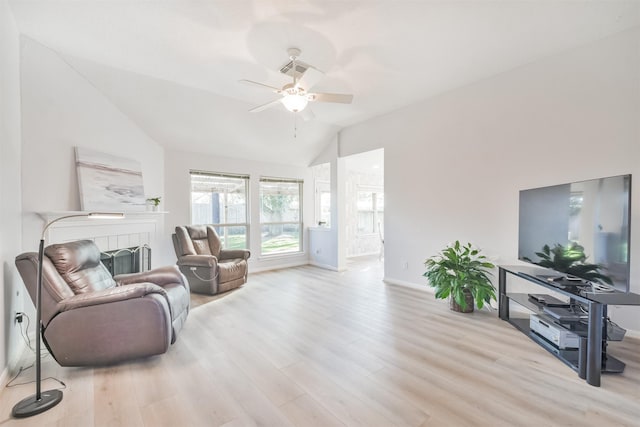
[308,261,340,271]
[251,260,309,273]
[383,276,430,292]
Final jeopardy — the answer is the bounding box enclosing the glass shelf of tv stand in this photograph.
[505,292,625,375]
[505,292,625,341]
[505,295,582,370]
[513,273,592,303]
[506,293,549,313]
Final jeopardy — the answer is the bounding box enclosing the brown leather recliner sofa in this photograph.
[172,225,250,295]
[15,240,189,367]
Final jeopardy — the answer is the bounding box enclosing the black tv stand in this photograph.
[499,265,640,386]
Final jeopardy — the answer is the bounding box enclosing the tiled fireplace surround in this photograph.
[40,212,163,270]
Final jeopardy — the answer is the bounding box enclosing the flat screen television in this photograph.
[518,174,631,293]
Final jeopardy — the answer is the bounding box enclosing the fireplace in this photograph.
[38,211,163,275]
[100,245,151,276]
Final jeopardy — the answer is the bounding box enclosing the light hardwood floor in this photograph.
[1,258,639,426]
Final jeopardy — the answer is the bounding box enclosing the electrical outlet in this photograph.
[14,312,23,324]
[402,261,409,270]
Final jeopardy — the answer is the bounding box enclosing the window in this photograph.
[315,180,331,227]
[190,171,249,249]
[260,177,303,255]
[357,188,384,234]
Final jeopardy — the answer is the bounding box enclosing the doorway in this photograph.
[343,149,384,269]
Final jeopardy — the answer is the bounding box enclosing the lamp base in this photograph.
[12,389,63,418]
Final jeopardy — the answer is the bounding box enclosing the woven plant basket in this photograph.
[450,289,474,313]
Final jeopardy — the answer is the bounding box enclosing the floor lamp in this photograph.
[12,212,124,418]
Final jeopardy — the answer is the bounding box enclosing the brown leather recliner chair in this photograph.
[172,225,250,295]
[15,240,189,367]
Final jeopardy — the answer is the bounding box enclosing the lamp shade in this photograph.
[282,94,308,112]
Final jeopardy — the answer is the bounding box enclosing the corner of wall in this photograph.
[1,0,26,376]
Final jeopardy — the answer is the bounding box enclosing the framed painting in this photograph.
[75,147,146,211]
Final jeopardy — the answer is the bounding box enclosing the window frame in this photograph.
[259,176,304,256]
[189,170,250,250]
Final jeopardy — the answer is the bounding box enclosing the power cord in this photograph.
[18,311,34,352]
[575,304,588,315]
[6,312,65,390]
[6,368,66,390]
[16,312,49,358]
[190,267,219,282]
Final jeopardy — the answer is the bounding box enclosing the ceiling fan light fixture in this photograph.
[243,48,353,117]
[282,93,308,112]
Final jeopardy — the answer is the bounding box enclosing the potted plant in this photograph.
[146,197,161,211]
[423,240,496,313]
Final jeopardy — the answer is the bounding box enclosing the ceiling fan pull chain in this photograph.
[294,112,298,138]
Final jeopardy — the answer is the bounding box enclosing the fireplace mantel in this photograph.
[37,210,169,222]
[37,211,168,253]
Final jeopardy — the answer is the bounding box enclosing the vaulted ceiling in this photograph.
[9,1,640,165]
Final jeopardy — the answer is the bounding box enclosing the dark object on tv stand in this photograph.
[542,306,587,322]
[528,293,570,307]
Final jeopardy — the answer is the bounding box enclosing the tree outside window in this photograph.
[190,171,249,249]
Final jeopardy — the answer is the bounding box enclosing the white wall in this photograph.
[308,137,347,271]
[20,38,165,252]
[339,28,640,331]
[163,149,313,271]
[0,0,24,377]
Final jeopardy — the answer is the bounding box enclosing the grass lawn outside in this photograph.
[261,234,300,254]
[222,234,247,250]
[220,233,300,254]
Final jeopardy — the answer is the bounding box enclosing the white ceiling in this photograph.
[9,1,640,165]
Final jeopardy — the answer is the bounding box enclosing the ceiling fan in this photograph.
[240,48,353,120]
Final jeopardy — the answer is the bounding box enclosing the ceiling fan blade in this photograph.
[239,79,281,92]
[309,92,353,104]
[299,108,315,122]
[297,66,324,91]
[249,98,283,112]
